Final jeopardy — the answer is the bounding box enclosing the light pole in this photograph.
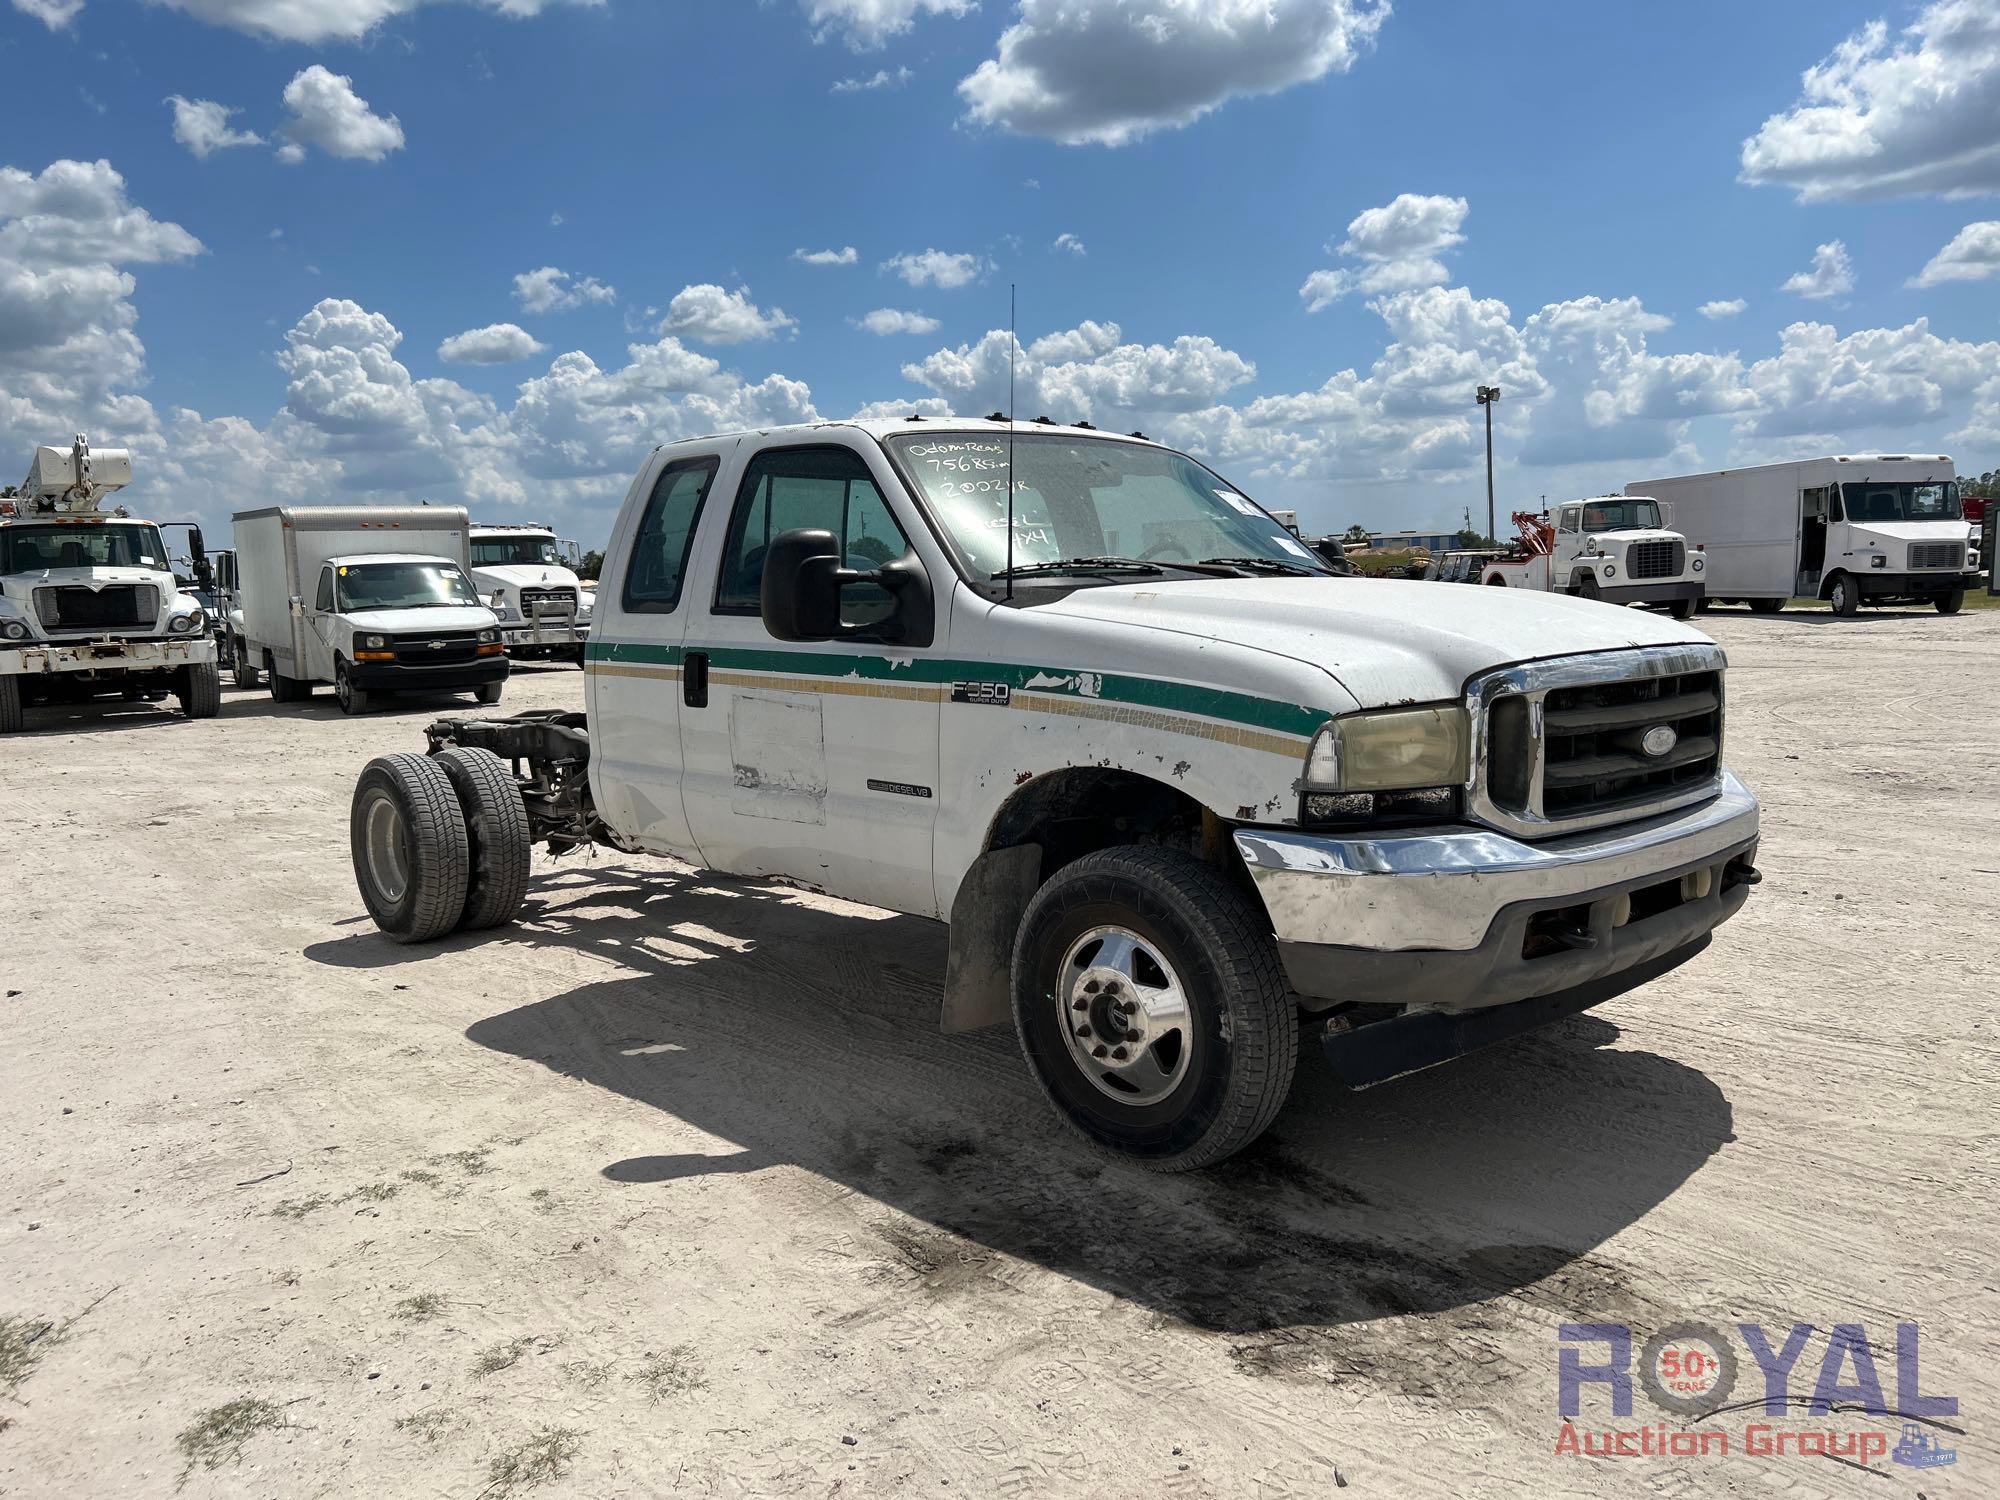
[1475,385,1501,542]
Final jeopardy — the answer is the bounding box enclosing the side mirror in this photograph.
[760,528,933,647]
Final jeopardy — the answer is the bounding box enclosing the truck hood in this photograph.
[345,605,498,634]
[471,564,579,592]
[1033,576,1708,708]
[1590,528,1681,546]
[4,565,178,591]
[1846,521,1973,544]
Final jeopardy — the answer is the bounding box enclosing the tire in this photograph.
[1012,845,1298,1172]
[0,675,22,735]
[335,660,370,716]
[232,641,260,689]
[1575,573,1601,601]
[1936,591,1964,616]
[1828,573,1860,617]
[435,746,531,931]
[350,753,469,944]
[1747,598,1784,615]
[269,657,311,703]
[176,660,222,720]
[1695,596,1713,613]
[475,681,504,706]
[1668,596,1695,620]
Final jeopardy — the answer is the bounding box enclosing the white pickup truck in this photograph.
[347,420,1762,1170]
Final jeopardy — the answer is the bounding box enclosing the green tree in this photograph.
[578,549,604,581]
[1341,523,1372,544]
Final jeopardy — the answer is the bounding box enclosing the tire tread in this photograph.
[351,753,469,943]
[436,746,531,931]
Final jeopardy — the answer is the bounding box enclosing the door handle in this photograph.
[683,649,708,709]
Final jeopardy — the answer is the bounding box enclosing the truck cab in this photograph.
[346,420,1761,1172]
[1548,496,1703,614]
[468,524,591,665]
[0,437,220,734]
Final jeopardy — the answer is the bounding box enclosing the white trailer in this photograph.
[1626,455,1978,616]
[232,506,507,714]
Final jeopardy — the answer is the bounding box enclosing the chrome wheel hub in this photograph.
[1056,925,1191,1106]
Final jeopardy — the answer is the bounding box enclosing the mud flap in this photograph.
[940,843,1043,1033]
[1320,938,1708,1089]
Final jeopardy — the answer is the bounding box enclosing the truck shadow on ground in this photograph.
[309,862,1734,1337]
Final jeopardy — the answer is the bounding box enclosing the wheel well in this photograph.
[985,767,1217,879]
[1819,569,1845,598]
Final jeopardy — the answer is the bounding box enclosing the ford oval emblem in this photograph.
[1641,724,1678,758]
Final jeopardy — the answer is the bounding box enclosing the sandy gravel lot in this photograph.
[2,608,1994,1498]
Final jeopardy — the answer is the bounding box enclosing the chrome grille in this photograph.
[391,631,480,666]
[1469,645,1728,838]
[1625,539,1684,580]
[1908,542,1963,570]
[34,583,159,632]
[521,586,578,616]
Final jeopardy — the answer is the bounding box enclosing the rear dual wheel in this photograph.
[350,748,530,944]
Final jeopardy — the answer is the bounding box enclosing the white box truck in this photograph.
[232,505,508,714]
[1626,455,1978,616]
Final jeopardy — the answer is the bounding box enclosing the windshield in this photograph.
[885,432,1328,582]
[471,535,561,567]
[1580,499,1662,532]
[1841,481,1961,523]
[0,522,169,575]
[335,560,481,611]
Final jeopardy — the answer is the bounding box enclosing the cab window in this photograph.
[1557,507,1580,533]
[623,456,721,614]
[714,447,909,625]
[315,568,335,612]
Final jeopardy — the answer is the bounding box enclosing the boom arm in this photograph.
[13,435,133,515]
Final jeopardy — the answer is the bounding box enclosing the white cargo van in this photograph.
[1627,455,1978,616]
[233,506,508,713]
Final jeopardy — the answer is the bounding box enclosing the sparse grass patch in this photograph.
[398,1169,442,1188]
[394,1293,446,1323]
[268,1196,331,1220]
[528,1188,556,1215]
[561,1359,612,1389]
[484,1426,582,1496]
[472,1335,553,1377]
[175,1397,285,1482]
[273,1268,301,1288]
[430,1149,493,1178]
[394,1409,456,1444]
[1,1290,113,1399]
[351,1181,401,1204]
[631,1345,706,1401]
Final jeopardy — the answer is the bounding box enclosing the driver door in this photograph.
[677,441,945,917]
[306,566,340,681]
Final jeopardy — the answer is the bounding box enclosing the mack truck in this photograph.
[0,436,221,734]
[469,523,591,665]
[344,419,1761,1172]
[1480,498,1705,617]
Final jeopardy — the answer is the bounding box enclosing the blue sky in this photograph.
[3,0,1998,543]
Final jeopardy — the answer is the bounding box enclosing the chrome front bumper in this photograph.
[1236,771,1758,953]
[1,636,217,676]
[500,618,589,648]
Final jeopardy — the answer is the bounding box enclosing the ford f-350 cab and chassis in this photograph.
[349,420,1762,1170]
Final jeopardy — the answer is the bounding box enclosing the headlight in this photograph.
[169,613,193,632]
[2,619,28,641]
[1300,705,1469,793]
[477,627,500,644]
[1691,556,1704,572]
[1871,555,1887,569]
[364,634,389,650]
[186,608,205,630]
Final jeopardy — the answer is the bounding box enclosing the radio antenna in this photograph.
[1005,282,1017,602]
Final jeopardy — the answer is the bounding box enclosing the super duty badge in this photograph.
[951,681,1012,706]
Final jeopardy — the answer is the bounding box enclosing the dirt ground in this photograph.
[2,607,1994,1499]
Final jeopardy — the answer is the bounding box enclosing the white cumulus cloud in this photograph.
[792,246,859,266]
[1301,192,1468,310]
[1740,0,2000,201]
[1782,240,1856,299]
[959,0,1389,147]
[167,96,264,158]
[1910,220,2000,285]
[279,66,405,162]
[437,323,547,364]
[855,308,942,336]
[802,0,972,49]
[883,248,987,289]
[658,284,797,344]
[513,266,617,314]
[833,66,914,93]
[1699,299,1748,320]
[63,0,604,43]
[9,0,84,26]
[1052,232,1086,256]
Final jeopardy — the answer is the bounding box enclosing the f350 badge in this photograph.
[951,681,1012,706]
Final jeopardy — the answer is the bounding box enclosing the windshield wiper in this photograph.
[1197,556,1328,576]
[991,556,1168,579]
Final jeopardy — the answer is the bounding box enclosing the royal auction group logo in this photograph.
[1556,1321,1961,1470]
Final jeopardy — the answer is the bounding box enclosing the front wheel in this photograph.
[1012,846,1298,1173]
[0,675,22,735]
[1936,590,1964,616]
[335,660,371,716]
[1668,596,1696,620]
[1748,598,1784,615]
[176,661,222,719]
[475,681,504,706]
[1828,573,1860,617]
[1574,573,1602,601]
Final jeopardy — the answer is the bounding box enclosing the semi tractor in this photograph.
[468,523,591,665]
[0,436,221,734]
[342,418,1761,1172]
[1626,455,1978,616]
[1479,498,1704,617]
[232,505,508,714]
